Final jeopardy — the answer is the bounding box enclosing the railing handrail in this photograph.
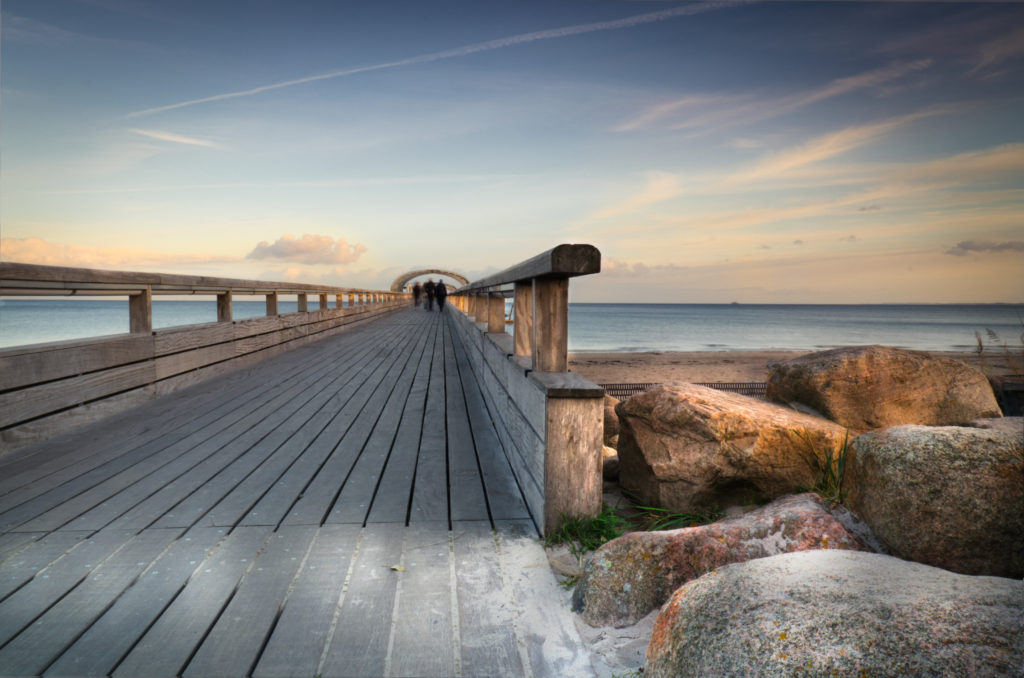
[449,244,600,373]
[0,262,391,296]
[454,244,600,293]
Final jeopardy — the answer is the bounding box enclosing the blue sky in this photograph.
[2,0,1023,302]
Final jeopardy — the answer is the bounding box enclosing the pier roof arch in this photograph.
[391,269,469,292]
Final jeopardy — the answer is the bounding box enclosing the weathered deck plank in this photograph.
[112,526,273,677]
[251,524,361,678]
[0,308,593,678]
[44,526,229,677]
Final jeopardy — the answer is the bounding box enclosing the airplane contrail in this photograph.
[126,1,745,118]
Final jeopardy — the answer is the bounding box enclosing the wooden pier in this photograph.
[0,308,591,677]
[0,246,604,677]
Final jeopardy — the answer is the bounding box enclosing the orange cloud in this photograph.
[246,234,367,265]
[0,237,237,269]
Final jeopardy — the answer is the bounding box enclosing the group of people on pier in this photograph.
[411,279,447,311]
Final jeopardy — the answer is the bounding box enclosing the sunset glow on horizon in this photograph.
[2,1,1022,303]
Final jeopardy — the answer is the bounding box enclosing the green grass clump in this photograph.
[790,428,850,506]
[629,503,723,532]
[546,503,630,558]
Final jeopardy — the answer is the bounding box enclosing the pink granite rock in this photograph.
[847,420,1024,577]
[767,345,1001,429]
[646,550,1024,677]
[616,383,848,512]
[572,493,866,628]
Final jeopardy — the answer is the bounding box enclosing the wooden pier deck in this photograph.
[0,308,591,677]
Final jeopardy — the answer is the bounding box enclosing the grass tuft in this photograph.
[546,503,630,558]
[790,428,850,506]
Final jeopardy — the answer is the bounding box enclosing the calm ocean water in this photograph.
[0,299,1021,353]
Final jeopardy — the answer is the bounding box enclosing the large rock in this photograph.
[846,420,1024,577]
[572,493,866,628]
[646,550,1024,678]
[616,383,848,512]
[767,345,1001,429]
[603,394,620,447]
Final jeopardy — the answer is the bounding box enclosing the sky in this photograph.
[2,0,1023,303]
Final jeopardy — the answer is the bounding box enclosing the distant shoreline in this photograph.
[569,349,1014,385]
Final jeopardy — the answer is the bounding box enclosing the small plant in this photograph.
[790,428,850,506]
[546,503,630,559]
[975,326,1024,376]
[618,489,723,531]
[630,503,723,532]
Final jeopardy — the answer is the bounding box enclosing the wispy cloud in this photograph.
[945,240,1024,256]
[246,234,367,266]
[723,108,950,185]
[0,237,238,268]
[125,0,744,118]
[968,26,1024,77]
[616,59,932,134]
[590,172,683,219]
[129,129,220,148]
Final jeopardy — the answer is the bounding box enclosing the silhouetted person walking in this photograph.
[423,280,435,311]
[412,281,422,307]
[434,280,447,310]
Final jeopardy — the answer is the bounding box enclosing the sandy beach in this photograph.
[569,349,1016,385]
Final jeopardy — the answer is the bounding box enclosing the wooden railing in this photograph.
[0,263,407,453]
[447,244,603,533]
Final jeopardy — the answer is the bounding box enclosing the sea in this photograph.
[0,299,1021,353]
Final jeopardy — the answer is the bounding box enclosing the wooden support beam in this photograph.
[297,293,308,313]
[487,293,505,334]
[266,292,279,316]
[513,281,532,359]
[129,287,152,334]
[532,278,568,372]
[217,291,232,323]
[474,294,487,323]
[320,293,329,310]
[544,396,603,534]
[336,294,344,309]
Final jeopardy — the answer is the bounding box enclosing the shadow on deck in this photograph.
[0,308,590,677]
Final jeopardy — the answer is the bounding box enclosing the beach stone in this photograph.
[846,421,1024,577]
[602,445,620,481]
[645,550,1024,678]
[572,493,866,628]
[615,383,848,512]
[603,394,620,447]
[766,345,1001,429]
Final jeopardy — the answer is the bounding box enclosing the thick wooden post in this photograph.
[532,278,569,372]
[348,292,356,307]
[266,292,279,316]
[320,293,328,310]
[336,293,343,309]
[297,293,308,313]
[487,292,505,334]
[544,395,603,534]
[514,281,533,359]
[474,293,487,323]
[217,291,232,322]
[129,286,152,334]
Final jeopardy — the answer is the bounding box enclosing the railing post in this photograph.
[336,293,343,309]
[474,293,487,323]
[266,291,279,316]
[532,278,569,372]
[319,293,328,310]
[487,292,505,334]
[129,286,152,334]
[514,281,533,359]
[217,291,233,322]
[297,293,308,313]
